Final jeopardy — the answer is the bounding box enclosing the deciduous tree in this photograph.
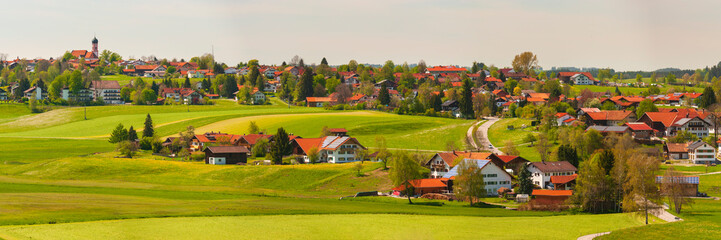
[453,159,486,206]
[661,167,694,214]
[511,52,538,75]
[390,151,423,204]
[623,153,661,224]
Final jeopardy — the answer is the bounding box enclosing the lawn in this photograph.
[0,213,645,240]
[571,84,705,96]
[486,118,554,161]
[599,199,721,240]
[100,75,206,86]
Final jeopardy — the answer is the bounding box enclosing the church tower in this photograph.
[92,37,99,57]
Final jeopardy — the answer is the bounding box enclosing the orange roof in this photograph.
[306,97,333,103]
[240,134,273,145]
[625,122,653,131]
[451,82,462,87]
[666,143,688,153]
[433,151,493,167]
[527,97,546,102]
[528,92,550,99]
[485,77,502,82]
[426,66,467,72]
[586,110,633,121]
[294,138,324,154]
[643,112,681,127]
[496,155,519,164]
[532,189,573,196]
[550,174,577,184]
[393,178,448,191]
[134,65,158,70]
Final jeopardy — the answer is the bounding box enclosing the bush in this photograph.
[190,153,205,161]
[139,137,154,150]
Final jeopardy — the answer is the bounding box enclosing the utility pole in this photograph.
[84,106,87,120]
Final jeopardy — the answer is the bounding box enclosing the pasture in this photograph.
[0,213,645,240]
[486,118,549,161]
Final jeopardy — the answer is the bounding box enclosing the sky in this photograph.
[1,0,720,71]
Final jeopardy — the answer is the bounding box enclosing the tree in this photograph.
[661,167,694,214]
[109,124,128,143]
[117,140,138,158]
[511,52,538,75]
[598,149,615,175]
[517,163,533,195]
[524,133,537,147]
[557,144,580,168]
[378,84,390,106]
[460,78,474,118]
[454,159,486,206]
[623,153,661,225]
[307,147,319,164]
[319,126,331,137]
[183,77,191,88]
[697,86,716,109]
[142,114,154,137]
[252,138,269,158]
[669,130,698,143]
[584,129,604,155]
[356,148,370,163]
[636,99,658,118]
[574,153,615,213]
[320,57,328,66]
[140,88,157,105]
[390,151,423,204]
[535,132,552,162]
[248,121,259,134]
[504,140,520,156]
[376,136,391,169]
[636,74,643,83]
[333,84,352,104]
[297,67,314,102]
[269,127,292,165]
[127,126,138,141]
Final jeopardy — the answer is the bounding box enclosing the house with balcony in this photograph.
[441,159,513,196]
[423,151,493,178]
[291,136,366,163]
[686,140,716,164]
[90,80,123,104]
[526,161,578,189]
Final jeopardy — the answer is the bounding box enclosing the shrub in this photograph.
[151,140,164,153]
[139,137,154,150]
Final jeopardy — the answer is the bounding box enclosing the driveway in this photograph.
[476,117,503,155]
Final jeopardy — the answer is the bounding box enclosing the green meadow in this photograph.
[0,100,712,239]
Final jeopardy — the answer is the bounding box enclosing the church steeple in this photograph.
[91,36,99,57]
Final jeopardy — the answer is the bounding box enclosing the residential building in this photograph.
[90,80,123,104]
[526,161,578,189]
[190,132,242,152]
[624,122,655,139]
[665,142,689,160]
[441,159,513,196]
[0,88,7,100]
[486,154,530,175]
[392,178,451,196]
[424,151,493,178]
[204,146,250,165]
[23,86,45,100]
[638,110,711,137]
[557,72,596,84]
[556,113,576,126]
[571,73,594,85]
[61,88,93,102]
[686,140,716,164]
[577,107,600,116]
[306,97,332,107]
[551,174,577,190]
[426,66,468,77]
[160,88,201,105]
[584,110,635,126]
[251,90,265,104]
[586,125,631,135]
[291,136,366,163]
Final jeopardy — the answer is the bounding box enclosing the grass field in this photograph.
[486,118,553,161]
[571,84,704,96]
[99,75,206,86]
[0,213,645,240]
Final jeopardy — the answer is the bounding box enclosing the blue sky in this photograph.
[1,0,719,71]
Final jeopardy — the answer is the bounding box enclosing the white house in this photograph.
[23,86,44,100]
[251,90,266,104]
[527,161,578,189]
[224,67,239,74]
[423,151,493,178]
[441,159,513,196]
[667,117,711,138]
[292,136,366,164]
[61,88,93,102]
[687,140,716,164]
[571,73,594,85]
[90,80,123,104]
[556,112,576,126]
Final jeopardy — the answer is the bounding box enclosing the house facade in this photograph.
[527,161,578,189]
[686,140,716,164]
[292,136,366,163]
[90,80,123,104]
[571,73,593,85]
[424,151,493,178]
[441,159,513,196]
[204,146,250,165]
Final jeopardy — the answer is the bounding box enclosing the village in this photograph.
[2,36,721,239]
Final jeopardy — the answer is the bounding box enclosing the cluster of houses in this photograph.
[166,128,371,165]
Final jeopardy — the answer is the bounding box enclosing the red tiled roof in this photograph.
[434,151,493,167]
[306,97,333,103]
[496,155,519,164]
[134,65,157,70]
[558,72,596,81]
[527,97,546,102]
[625,122,653,131]
[550,174,577,184]
[532,189,573,196]
[528,92,550,99]
[586,110,633,121]
[426,66,467,72]
[451,82,462,87]
[485,77,502,82]
[393,178,447,191]
[240,134,273,145]
[329,128,347,133]
[295,138,324,154]
[666,143,688,153]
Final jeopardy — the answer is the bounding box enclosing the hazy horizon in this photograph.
[1,0,720,72]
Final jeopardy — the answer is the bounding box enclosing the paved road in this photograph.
[476,117,503,155]
[466,121,484,150]
[577,202,682,240]
[577,232,610,240]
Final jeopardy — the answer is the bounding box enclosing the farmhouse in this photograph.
[442,159,512,196]
[526,161,577,189]
[392,178,451,196]
[160,88,201,105]
[531,189,573,205]
[686,140,716,164]
[638,111,711,137]
[190,132,242,152]
[551,174,577,190]
[487,154,530,175]
[624,122,655,139]
[557,72,595,85]
[291,136,366,163]
[583,110,635,126]
[664,142,689,160]
[656,175,699,197]
[204,146,250,165]
[424,151,493,178]
[306,97,332,107]
[236,133,274,151]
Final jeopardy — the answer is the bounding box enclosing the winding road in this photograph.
[467,117,503,155]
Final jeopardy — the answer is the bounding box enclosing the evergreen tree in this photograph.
[249,67,260,86]
[269,127,292,165]
[143,114,154,137]
[518,163,533,195]
[460,78,474,118]
[150,81,159,94]
[471,61,479,73]
[614,86,622,96]
[599,149,615,175]
[320,57,328,65]
[432,94,442,111]
[109,123,128,143]
[183,77,191,88]
[378,83,390,106]
[557,144,580,168]
[127,126,138,141]
[298,67,314,102]
[697,86,716,109]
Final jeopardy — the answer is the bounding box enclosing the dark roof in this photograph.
[441,100,458,107]
[204,146,250,154]
[529,161,577,173]
[686,140,710,150]
[92,37,98,44]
